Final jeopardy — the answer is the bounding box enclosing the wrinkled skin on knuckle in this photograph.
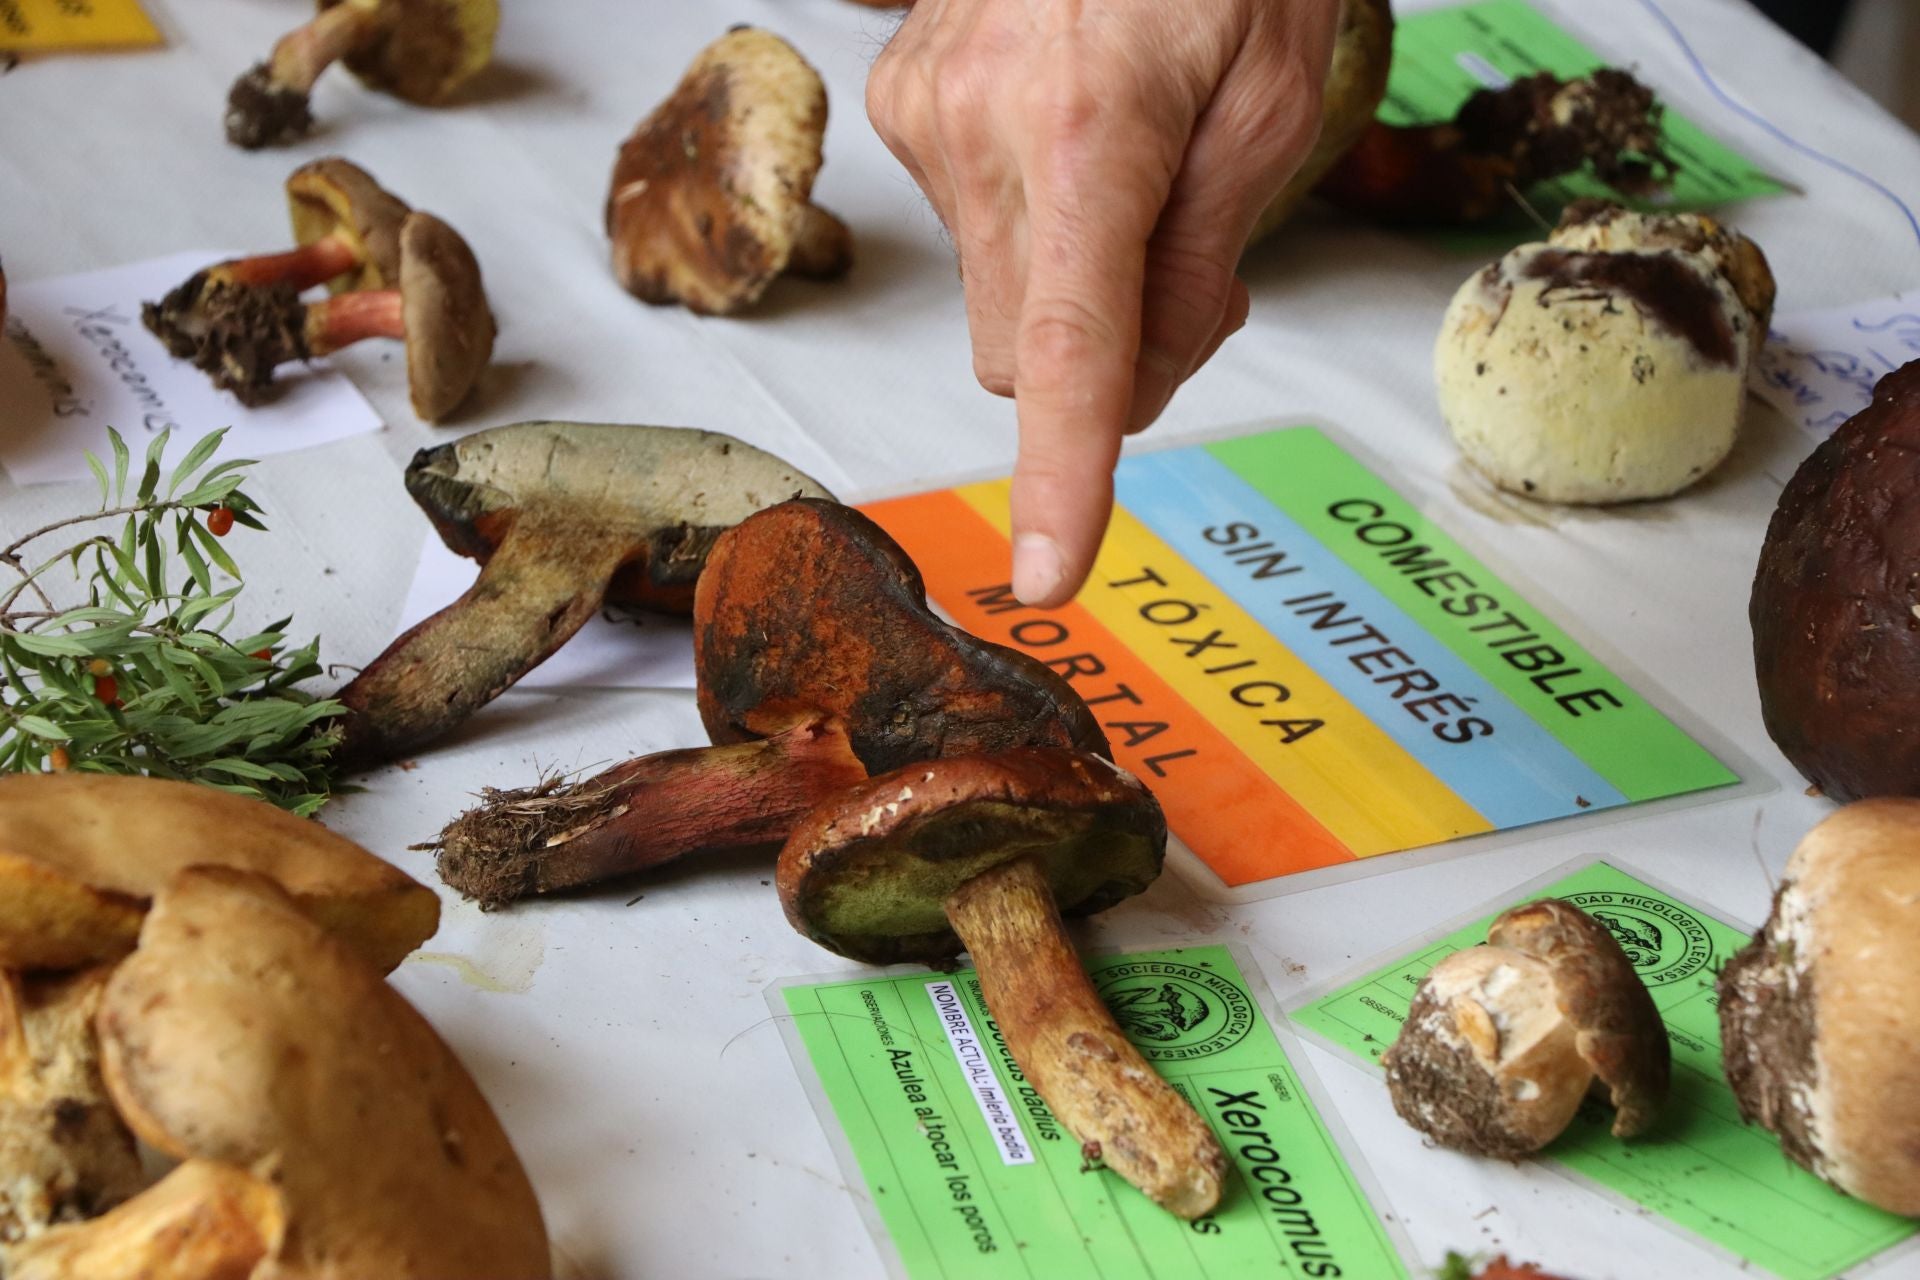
[1020,297,1126,379]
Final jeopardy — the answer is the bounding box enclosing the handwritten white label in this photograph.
[0,252,383,485]
[925,980,1034,1166]
[1751,292,1920,437]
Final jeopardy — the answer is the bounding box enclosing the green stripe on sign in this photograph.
[1208,428,1736,802]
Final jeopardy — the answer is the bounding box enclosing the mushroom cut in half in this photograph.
[1384,899,1669,1158]
[779,748,1228,1218]
[225,0,499,149]
[429,498,1106,907]
[1719,799,1920,1215]
[607,27,853,315]
[5,867,549,1280]
[338,423,833,768]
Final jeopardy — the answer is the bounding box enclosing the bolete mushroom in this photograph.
[158,210,494,420]
[0,771,437,974]
[1383,898,1669,1158]
[607,27,853,315]
[1435,201,1773,503]
[1751,359,1920,803]
[778,747,1226,1217]
[1719,799,1920,1215]
[225,0,500,149]
[336,423,833,768]
[6,866,551,1280]
[430,498,1107,906]
[143,158,411,361]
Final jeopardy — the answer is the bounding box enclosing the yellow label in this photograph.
[956,480,1491,854]
[0,0,161,50]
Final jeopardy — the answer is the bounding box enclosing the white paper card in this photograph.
[0,252,385,485]
[396,534,697,690]
[1751,292,1920,437]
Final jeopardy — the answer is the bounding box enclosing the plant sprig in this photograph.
[0,428,343,815]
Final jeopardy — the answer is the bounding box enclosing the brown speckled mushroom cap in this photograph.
[1719,799,1920,1215]
[395,211,494,422]
[324,0,499,105]
[696,499,1110,774]
[1489,898,1670,1138]
[777,748,1164,966]
[606,26,852,315]
[285,157,411,293]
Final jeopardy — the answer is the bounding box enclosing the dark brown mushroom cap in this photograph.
[605,27,842,315]
[395,212,494,422]
[695,499,1110,772]
[778,748,1165,965]
[1489,898,1671,1137]
[403,421,834,614]
[324,0,498,104]
[286,158,411,294]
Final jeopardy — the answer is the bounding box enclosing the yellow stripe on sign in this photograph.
[957,481,1490,855]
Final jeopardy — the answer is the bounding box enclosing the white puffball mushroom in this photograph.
[1719,799,1920,1216]
[1434,203,1773,504]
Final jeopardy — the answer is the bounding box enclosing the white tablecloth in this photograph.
[5,0,1920,1275]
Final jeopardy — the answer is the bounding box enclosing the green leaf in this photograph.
[109,429,131,504]
[9,632,93,657]
[198,757,280,781]
[190,521,241,581]
[10,715,71,741]
[136,429,170,502]
[167,429,227,498]
[178,530,212,596]
[85,450,111,506]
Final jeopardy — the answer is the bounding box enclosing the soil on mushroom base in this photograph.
[1718,883,1825,1176]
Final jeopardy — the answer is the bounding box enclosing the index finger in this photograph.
[1008,137,1166,607]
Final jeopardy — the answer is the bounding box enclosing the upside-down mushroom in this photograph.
[160,211,494,420]
[1383,899,1669,1157]
[225,0,499,149]
[607,27,853,315]
[336,423,833,767]
[780,748,1227,1218]
[143,158,411,360]
[6,866,550,1280]
[429,498,1106,906]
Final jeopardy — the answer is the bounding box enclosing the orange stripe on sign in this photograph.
[862,489,1356,885]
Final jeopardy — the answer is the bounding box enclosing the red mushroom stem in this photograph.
[943,856,1226,1218]
[265,1,392,95]
[305,289,405,355]
[212,234,363,292]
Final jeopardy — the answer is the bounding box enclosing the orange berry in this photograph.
[94,675,119,707]
[251,648,274,661]
[207,506,236,537]
[48,747,70,771]
[87,658,112,677]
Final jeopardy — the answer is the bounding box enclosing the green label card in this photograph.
[779,946,1409,1279]
[1292,863,1918,1280]
[1389,0,1786,213]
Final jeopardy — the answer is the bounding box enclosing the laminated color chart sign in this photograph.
[861,427,1737,893]
[1388,0,1785,213]
[1291,863,1920,1280]
[776,946,1410,1280]
[0,0,160,50]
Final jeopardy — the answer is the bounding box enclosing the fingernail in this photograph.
[1013,533,1067,606]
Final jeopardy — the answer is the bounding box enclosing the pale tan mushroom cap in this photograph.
[325,0,499,104]
[607,27,845,314]
[0,772,438,973]
[1722,799,1920,1215]
[285,157,412,293]
[397,211,495,421]
[93,866,550,1279]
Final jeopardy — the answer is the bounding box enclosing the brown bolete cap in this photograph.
[8,866,549,1279]
[779,748,1162,966]
[607,26,853,315]
[286,157,411,293]
[1719,799,1920,1215]
[697,499,1109,777]
[0,772,437,974]
[329,0,499,104]
[395,211,495,421]
[336,422,832,766]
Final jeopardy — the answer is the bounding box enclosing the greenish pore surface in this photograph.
[1293,863,1918,1280]
[784,945,1407,1280]
[1385,0,1786,251]
[1211,427,1738,803]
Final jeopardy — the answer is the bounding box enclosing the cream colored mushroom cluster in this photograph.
[1435,203,1774,504]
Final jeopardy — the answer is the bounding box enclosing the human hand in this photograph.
[867,0,1339,605]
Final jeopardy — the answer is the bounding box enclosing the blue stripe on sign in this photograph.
[1114,447,1627,826]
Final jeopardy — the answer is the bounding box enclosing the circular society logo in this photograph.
[1095,961,1255,1061]
[1566,891,1713,986]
